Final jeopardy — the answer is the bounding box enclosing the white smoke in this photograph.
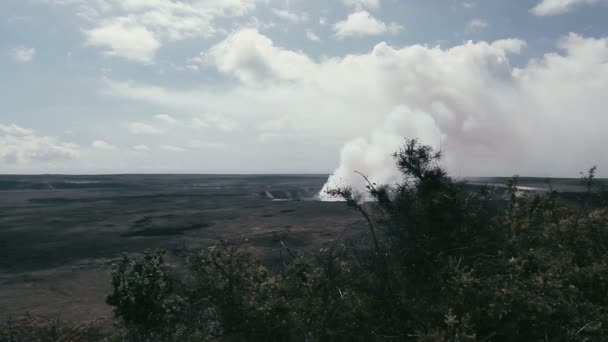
[320,33,608,199]
[320,106,443,199]
[106,30,608,182]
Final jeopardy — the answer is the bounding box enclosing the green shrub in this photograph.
[106,251,188,340]
[187,243,291,340]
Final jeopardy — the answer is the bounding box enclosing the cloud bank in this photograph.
[104,29,608,188]
[0,124,79,165]
[48,0,260,63]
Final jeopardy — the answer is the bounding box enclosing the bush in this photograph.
[106,139,608,341]
[106,251,189,340]
[187,243,290,339]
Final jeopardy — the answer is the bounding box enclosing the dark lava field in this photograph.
[0,174,362,322]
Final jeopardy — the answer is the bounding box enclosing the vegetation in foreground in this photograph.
[2,139,607,341]
[0,314,104,342]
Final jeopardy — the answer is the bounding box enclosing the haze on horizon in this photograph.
[1,0,608,190]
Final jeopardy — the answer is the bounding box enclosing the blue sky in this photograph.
[1,0,607,180]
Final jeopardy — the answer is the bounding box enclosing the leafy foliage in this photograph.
[187,243,290,339]
[106,251,189,340]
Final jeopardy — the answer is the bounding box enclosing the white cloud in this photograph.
[341,0,381,10]
[160,144,187,152]
[467,18,488,31]
[91,140,117,150]
[333,11,403,39]
[491,39,527,54]
[154,114,177,124]
[306,29,321,42]
[48,0,260,62]
[208,28,316,84]
[133,144,150,151]
[192,114,239,132]
[0,124,35,135]
[85,18,161,63]
[105,30,608,184]
[0,124,79,165]
[10,46,36,63]
[531,0,601,16]
[128,122,162,134]
[271,8,308,23]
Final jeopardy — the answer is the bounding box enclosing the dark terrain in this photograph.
[0,174,601,324]
[0,174,364,323]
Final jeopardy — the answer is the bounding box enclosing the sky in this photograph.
[1,0,607,183]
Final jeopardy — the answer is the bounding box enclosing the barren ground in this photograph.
[0,175,363,324]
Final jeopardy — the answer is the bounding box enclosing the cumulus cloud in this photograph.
[133,144,150,151]
[531,0,602,16]
[105,30,608,185]
[208,28,315,84]
[92,140,117,150]
[85,18,160,63]
[491,39,527,54]
[0,124,79,165]
[47,0,259,62]
[333,11,403,39]
[10,46,36,63]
